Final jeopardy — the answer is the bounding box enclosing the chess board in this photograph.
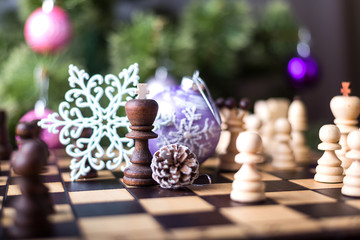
[1,150,360,240]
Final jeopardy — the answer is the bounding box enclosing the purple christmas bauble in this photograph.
[149,79,221,164]
[287,56,319,89]
[18,108,62,149]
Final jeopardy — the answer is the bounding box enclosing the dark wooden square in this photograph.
[128,186,195,199]
[73,201,145,217]
[64,179,124,192]
[266,180,308,192]
[289,202,360,218]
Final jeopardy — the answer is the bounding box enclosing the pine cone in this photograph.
[151,144,199,189]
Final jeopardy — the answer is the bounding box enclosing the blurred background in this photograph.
[0,0,359,148]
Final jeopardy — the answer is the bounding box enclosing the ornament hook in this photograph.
[192,71,222,126]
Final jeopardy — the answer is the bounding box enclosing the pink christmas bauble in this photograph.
[18,108,62,149]
[24,6,72,54]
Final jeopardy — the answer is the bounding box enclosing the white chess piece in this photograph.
[245,114,262,134]
[342,129,360,197]
[271,118,296,170]
[330,88,360,170]
[314,124,343,183]
[231,131,265,203]
[288,98,311,166]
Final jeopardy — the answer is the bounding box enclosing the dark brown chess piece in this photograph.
[0,110,12,160]
[11,139,54,238]
[15,120,49,166]
[77,128,98,179]
[123,84,158,186]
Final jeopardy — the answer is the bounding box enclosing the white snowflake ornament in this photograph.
[39,63,140,181]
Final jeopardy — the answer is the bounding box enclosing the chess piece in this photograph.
[314,124,343,183]
[288,97,311,166]
[219,98,250,171]
[11,140,53,238]
[342,129,360,197]
[231,131,265,203]
[271,118,296,170]
[330,82,360,170]
[215,97,231,155]
[123,84,158,186]
[245,114,262,134]
[0,110,12,160]
[15,120,49,166]
[254,100,272,155]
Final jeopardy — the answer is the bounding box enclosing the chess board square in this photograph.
[10,174,62,184]
[1,160,10,171]
[194,173,232,185]
[7,182,64,196]
[221,172,282,181]
[201,194,276,208]
[247,218,322,238]
[314,188,354,202]
[68,189,134,204]
[139,196,214,215]
[51,192,69,205]
[220,205,307,224]
[52,221,80,237]
[319,215,360,231]
[154,211,233,229]
[111,171,124,179]
[49,204,75,223]
[290,179,343,190]
[73,201,145,217]
[345,200,360,210]
[128,186,195,199]
[188,183,232,196]
[269,168,314,180]
[265,180,308,192]
[171,225,248,239]
[0,186,6,196]
[266,190,336,205]
[0,176,8,186]
[289,202,360,218]
[64,178,124,192]
[62,170,115,182]
[78,214,162,236]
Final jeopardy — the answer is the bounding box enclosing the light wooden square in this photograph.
[62,170,115,182]
[69,189,134,204]
[222,172,281,181]
[266,190,336,205]
[7,182,64,196]
[49,204,75,223]
[0,176,7,186]
[79,214,162,236]
[345,200,360,210]
[188,183,232,196]
[139,196,214,215]
[2,207,15,227]
[290,179,343,189]
[221,205,307,224]
[319,216,360,230]
[1,161,10,171]
[248,219,321,237]
[171,225,248,239]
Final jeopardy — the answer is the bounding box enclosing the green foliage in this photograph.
[172,0,254,80]
[109,13,172,81]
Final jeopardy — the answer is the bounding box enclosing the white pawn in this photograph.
[271,118,296,170]
[342,129,360,197]
[314,124,343,183]
[231,131,265,203]
[288,98,311,166]
[245,114,262,134]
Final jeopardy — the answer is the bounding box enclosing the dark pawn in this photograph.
[123,98,158,186]
[15,120,49,166]
[0,110,12,160]
[239,97,251,111]
[224,97,237,109]
[10,140,54,238]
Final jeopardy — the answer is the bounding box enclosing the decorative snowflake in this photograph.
[156,106,218,158]
[39,63,139,181]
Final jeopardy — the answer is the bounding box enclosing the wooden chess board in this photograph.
[1,150,360,240]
